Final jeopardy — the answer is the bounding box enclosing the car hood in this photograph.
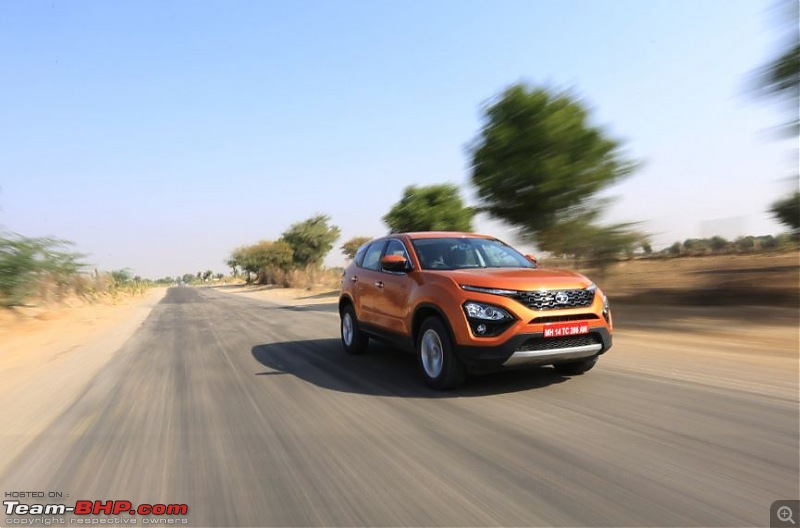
[446,268,592,291]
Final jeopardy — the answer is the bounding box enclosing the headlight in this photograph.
[602,293,609,314]
[460,284,517,296]
[586,283,597,293]
[463,301,513,321]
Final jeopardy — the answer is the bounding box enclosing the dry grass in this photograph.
[6,272,157,314]
[258,266,341,290]
[544,251,800,306]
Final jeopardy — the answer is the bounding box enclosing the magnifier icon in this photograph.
[778,506,796,525]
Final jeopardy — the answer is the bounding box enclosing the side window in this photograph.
[385,239,410,259]
[354,244,369,267]
[383,240,411,271]
[361,242,385,271]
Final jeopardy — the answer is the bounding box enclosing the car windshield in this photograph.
[411,237,534,270]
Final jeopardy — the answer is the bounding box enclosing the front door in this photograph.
[372,239,413,336]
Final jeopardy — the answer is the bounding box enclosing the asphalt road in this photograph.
[2,287,798,526]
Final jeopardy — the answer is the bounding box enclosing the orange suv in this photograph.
[338,232,613,389]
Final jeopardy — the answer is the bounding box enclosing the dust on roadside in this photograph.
[0,287,168,360]
[0,287,168,476]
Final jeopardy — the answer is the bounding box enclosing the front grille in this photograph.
[531,314,599,324]
[514,288,595,310]
[516,334,601,352]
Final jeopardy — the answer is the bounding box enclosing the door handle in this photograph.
[374,281,384,289]
[351,276,359,283]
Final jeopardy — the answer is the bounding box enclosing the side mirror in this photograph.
[381,255,409,272]
[525,254,539,266]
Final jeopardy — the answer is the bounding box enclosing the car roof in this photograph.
[390,231,496,241]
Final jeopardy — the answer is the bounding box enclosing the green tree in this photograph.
[231,245,260,283]
[202,270,213,281]
[735,236,756,253]
[280,214,341,268]
[756,234,779,250]
[111,269,132,284]
[230,241,295,284]
[776,232,798,249]
[753,1,798,233]
[538,220,646,273]
[469,83,640,259]
[382,184,474,233]
[0,236,40,306]
[231,246,255,282]
[0,235,85,306]
[683,239,709,256]
[754,0,799,135]
[225,256,239,276]
[253,240,294,285]
[757,40,800,134]
[340,236,372,260]
[759,39,800,100]
[709,236,730,253]
[586,225,646,270]
[250,240,294,281]
[770,191,800,231]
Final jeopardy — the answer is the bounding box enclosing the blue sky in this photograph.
[0,0,795,278]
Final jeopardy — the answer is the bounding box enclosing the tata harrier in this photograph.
[338,232,613,389]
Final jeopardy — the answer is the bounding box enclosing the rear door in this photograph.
[354,241,386,325]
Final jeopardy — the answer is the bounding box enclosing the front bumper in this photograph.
[454,327,612,374]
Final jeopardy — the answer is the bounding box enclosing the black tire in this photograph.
[416,317,466,390]
[340,304,369,355]
[553,355,598,376]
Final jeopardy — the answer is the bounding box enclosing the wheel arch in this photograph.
[339,294,355,315]
[412,303,456,346]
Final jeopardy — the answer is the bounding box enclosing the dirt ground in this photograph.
[560,251,800,305]
[0,287,167,474]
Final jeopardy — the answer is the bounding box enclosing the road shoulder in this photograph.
[0,288,168,475]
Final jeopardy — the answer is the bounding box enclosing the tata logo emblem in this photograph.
[555,292,570,304]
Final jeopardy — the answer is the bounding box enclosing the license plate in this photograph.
[543,322,589,338]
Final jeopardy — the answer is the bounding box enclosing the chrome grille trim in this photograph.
[514,288,595,311]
